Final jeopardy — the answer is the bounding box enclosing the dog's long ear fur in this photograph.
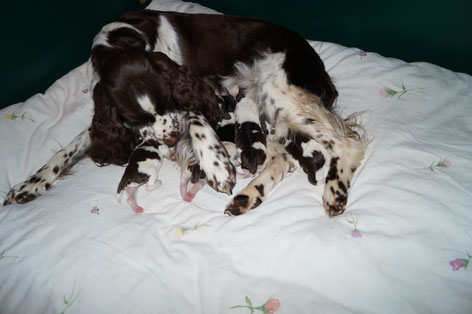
[88,82,139,166]
[171,67,223,128]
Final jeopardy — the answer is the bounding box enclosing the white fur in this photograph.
[93,22,151,51]
[154,15,183,65]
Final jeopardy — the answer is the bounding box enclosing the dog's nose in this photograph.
[164,132,180,147]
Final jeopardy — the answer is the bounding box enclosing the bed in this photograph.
[1,1,471,313]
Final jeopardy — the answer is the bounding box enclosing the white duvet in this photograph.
[1,1,471,313]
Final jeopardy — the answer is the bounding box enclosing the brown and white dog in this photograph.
[4,10,367,217]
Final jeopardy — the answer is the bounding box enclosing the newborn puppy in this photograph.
[116,140,169,213]
[284,130,326,185]
[216,95,252,178]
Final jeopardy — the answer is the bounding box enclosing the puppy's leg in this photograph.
[187,112,236,195]
[179,166,205,202]
[4,128,91,205]
[125,186,143,214]
[144,153,164,192]
[225,141,292,216]
[234,97,267,174]
[145,179,162,192]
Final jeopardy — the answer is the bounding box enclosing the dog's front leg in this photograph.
[4,128,91,205]
[187,112,236,195]
[225,141,292,216]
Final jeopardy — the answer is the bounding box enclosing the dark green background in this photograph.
[1,0,471,108]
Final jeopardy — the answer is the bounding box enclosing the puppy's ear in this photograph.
[171,67,223,127]
[88,82,139,166]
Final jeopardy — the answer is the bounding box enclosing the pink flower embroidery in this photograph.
[91,206,100,214]
[379,83,424,99]
[418,158,451,172]
[264,298,281,313]
[379,87,390,99]
[347,214,362,238]
[449,251,471,271]
[230,297,281,313]
[359,51,367,59]
[450,259,464,271]
[351,230,363,238]
[82,88,89,94]
[436,158,451,168]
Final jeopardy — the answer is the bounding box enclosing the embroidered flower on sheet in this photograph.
[90,206,100,214]
[450,251,471,271]
[4,112,35,122]
[175,223,211,239]
[347,214,363,238]
[230,296,281,313]
[379,83,424,99]
[417,158,451,172]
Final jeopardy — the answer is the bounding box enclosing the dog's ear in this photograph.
[88,82,139,166]
[171,67,223,127]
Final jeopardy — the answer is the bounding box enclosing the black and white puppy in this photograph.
[284,130,326,186]
[116,139,168,213]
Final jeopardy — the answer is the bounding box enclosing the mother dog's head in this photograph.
[88,50,223,166]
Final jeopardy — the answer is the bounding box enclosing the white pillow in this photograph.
[146,0,221,14]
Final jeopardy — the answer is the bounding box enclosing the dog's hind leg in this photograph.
[224,141,292,216]
[285,90,367,217]
[4,128,91,205]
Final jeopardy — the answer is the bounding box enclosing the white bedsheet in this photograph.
[1,1,471,313]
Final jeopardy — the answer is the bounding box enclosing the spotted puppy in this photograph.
[116,140,169,213]
[284,130,326,185]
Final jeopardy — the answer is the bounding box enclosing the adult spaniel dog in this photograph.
[4,10,367,217]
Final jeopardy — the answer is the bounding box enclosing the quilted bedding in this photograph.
[0,1,471,313]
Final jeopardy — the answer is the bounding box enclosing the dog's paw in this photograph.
[224,186,263,216]
[204,159,236,195]
[322,179,348,217]
[3,174,53,205]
